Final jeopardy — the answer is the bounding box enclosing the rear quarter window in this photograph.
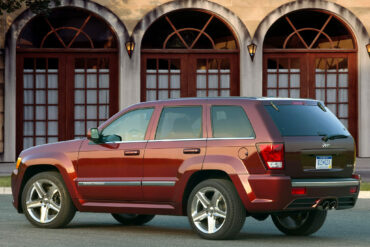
[211,105,255,138]
[264,104,349,136]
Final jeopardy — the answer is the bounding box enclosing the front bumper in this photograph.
[234,174,360,213]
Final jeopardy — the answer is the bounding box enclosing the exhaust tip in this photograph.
[322,201,330,210]
[329,201,337,209]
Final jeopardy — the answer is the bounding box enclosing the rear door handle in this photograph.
[124,150,140,156]
[183,148,201,154]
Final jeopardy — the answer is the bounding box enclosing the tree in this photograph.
[0,0,60,15]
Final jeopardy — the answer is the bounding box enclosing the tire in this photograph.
[111,214,155,225]
[187,179,246,240]
[21,171,76,228]
[271,210,327,236]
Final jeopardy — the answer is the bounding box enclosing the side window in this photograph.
[155,106,202,140]
[211,105,255,138]
[101,108,154,142]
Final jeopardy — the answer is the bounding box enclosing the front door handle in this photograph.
[183,148,201,154]
[124,150,140,156]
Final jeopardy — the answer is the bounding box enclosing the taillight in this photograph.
[257,143,284,170]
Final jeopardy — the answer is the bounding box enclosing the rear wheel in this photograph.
[111,214,155,225]
[271,210,327,236]
[187,179,246,240]
[21,171,76,228]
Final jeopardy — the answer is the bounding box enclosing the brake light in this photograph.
[257,143,284,169]
[349,187,358,194]
[292,101,304,105]
[292,187,306,195]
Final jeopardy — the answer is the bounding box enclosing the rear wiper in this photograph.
[322,134,349,142]
[270,101,279,111]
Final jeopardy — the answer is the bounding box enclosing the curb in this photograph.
[1,188,370,198]
[0,187,11,194]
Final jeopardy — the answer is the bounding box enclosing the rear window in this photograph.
[265,104,349,136]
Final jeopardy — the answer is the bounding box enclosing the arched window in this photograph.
[16,8,118,154]
[141,10,239,101]
[263,10,357,140]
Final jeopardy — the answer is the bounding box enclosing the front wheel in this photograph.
[111,214,155,225]
[271,210,327,236]
[187,179,246,240]
[21,171,76,228]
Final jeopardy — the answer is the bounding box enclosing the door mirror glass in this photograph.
[88,128,100,142]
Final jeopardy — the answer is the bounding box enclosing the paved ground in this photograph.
[0,195,369,247]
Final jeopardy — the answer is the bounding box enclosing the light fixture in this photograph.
[247,43,257,61]
[367,43,370,57]
[125,39,135,58]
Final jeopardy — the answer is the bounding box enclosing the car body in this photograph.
[11,97,360,239]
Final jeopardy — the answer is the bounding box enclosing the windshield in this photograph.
[264,104,350,137]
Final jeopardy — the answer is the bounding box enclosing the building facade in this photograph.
[0,0,370,162]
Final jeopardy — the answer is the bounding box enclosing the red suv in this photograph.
[11,98,360,239]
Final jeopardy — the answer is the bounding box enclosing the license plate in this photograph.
[316,156,332,169]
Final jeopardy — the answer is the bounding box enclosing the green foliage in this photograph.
[361,182,370,191]
[0,176,10,187]
[0,0,60,15]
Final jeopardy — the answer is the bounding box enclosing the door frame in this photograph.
[141,52,239,101]
[263,51,358,142]
[16,51,118,156]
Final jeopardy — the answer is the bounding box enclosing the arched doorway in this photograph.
[263,10,357,141]
[16,7,119,154]
[141,9,239,101]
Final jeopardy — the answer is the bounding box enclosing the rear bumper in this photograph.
[233,175,360,213]
[291,178,360,188]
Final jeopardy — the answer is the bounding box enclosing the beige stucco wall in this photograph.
[1,0,370,46]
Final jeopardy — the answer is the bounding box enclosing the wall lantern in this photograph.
[125,39,135,58]
[367,43,370,57]
[247,43,257,61]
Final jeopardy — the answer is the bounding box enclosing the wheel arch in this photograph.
[181,170,232,215]
[16,162,80,213]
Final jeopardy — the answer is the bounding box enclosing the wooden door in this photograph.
[263,52,357,141]
[141,53,239,101]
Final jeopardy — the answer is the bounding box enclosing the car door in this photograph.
[76,107,154,202]
[142,105,207,203]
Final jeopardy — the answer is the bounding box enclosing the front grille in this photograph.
[286,198,319,209]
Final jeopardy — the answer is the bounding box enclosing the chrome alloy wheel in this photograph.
[25,179,62,224]
[274,212,310,230]
[190,187,227,234]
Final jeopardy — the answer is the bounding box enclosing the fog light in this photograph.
[292,187,306,195]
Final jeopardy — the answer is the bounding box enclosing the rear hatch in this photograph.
[264,100,355,178]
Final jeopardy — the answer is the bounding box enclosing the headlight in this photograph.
[16,157,22,169]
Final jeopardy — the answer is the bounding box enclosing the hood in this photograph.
[19,139,84,158]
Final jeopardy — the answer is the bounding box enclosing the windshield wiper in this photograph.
[322,134,349,142]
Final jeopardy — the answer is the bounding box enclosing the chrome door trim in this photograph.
[78,181,176,187]
[291,178,360,188]
[142,181,176,187]
[78,181,141,186]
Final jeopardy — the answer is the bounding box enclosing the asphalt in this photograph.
[0,195,369,247]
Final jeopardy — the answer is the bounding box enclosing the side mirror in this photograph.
[87,128,100,142]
